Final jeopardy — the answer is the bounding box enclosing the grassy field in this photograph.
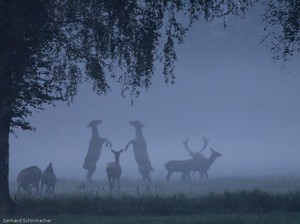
[4,176,300,223]
[10,175,300,196]
[2,213,300,224]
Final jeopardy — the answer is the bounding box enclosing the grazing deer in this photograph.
[17,166,42,196]
[165,148,222,181]
[125,120,153,183]
[183,137,208,178]
[83,120,112,182]
[41,162,57,195]
[106,149,123,192]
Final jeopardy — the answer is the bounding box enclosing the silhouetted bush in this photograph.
[14,190,300,216]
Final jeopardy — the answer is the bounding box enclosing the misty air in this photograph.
[1,1,300,223]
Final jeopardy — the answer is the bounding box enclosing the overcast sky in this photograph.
[10,5,300,181]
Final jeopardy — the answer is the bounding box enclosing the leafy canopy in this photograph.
[0,0,267,132]
[262,0,300,62]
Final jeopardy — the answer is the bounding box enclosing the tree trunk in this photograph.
[0,100,15,214]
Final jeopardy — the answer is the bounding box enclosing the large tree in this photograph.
[3,0,299,213]
[262,0,300,63]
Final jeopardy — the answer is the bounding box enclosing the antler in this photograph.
[198,137,209,153]
[183,138,195,157]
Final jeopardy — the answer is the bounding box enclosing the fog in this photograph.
[9,6,300,182]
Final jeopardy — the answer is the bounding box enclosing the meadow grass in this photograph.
[5,176,300,223]
[2,213,300,224]
[11,190,300,216]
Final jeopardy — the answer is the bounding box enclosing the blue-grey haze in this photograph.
[10,5,300,182]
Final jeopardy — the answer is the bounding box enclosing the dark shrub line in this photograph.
[15,190,300,215]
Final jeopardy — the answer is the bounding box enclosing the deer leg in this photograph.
[34,183,39,195]
[166,171,172,182]
[109,180,113,193]
[111,178,116,191]
[25,186,32,196]
[187,172,191,181]
[181,172,185,180]
[107,174,112,192]
[200,171,204,180]
[87,163,96,182]
[41,183,44,195]
[117,178,120,192]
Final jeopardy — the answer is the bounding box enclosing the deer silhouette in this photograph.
[183,137,208,178]
[17,166,42,196]
[193,148,222,179]
[125,120,153,183]
[41,162,57,195]
[83,120,112,182]
[106,149,124,192]
[165,148,221,181]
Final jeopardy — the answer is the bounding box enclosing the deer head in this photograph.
[87,120,101,128]
[129,120,144,128]
[111,149,124,162]
[210,148,222,158]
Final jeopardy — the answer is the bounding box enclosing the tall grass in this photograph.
[13,190,300,216]
[8,176,300,217]
[3,213,300,224]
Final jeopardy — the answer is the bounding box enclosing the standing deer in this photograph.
[41,162,57,195]
[106,149,123,192]
[165,158,200,182]
[194,148,222,179]
[125,120,153,183]
[165,147,222,181]
[183,137,209,178]
[17,166,42,196]
[83,120,112,182]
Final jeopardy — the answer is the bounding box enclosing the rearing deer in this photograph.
[125,120,153,182]
[83,120,112,183]
[106,149,124,192]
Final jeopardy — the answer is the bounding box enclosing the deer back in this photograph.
[17,166,42,186]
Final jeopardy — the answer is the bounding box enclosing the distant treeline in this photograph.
[14,190,300,216]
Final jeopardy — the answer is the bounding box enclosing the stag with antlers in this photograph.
[182,137,208,178]
[165,138,222,181]
[165,148,222,181]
